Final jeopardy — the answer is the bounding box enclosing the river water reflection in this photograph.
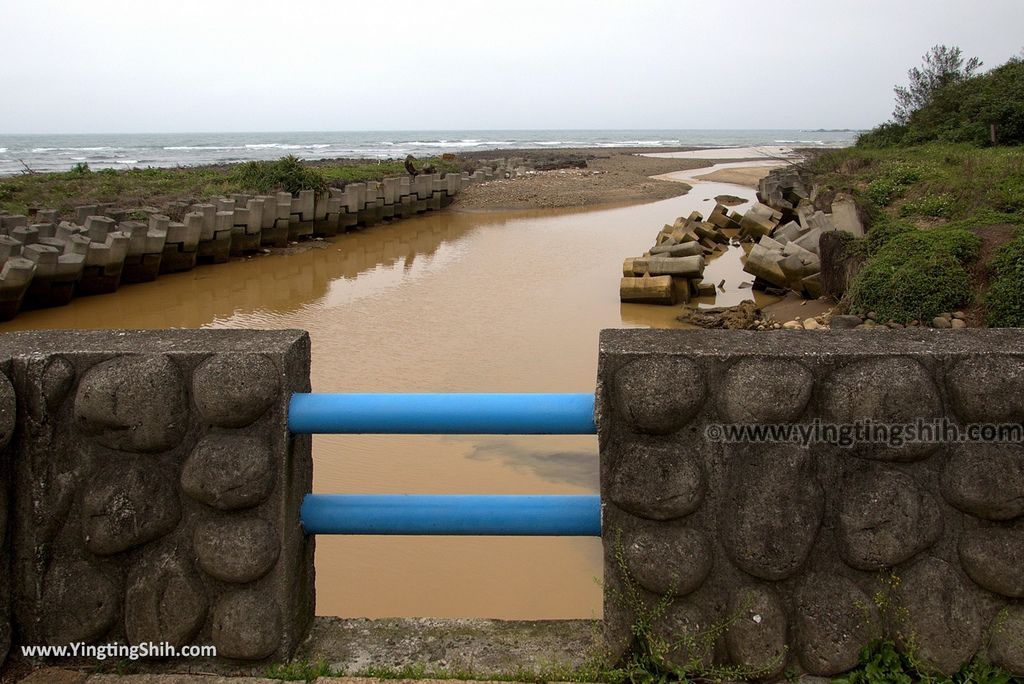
[1,173,760,619]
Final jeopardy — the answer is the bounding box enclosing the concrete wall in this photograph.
[597,328,1024,679]
[0,330,312,664]
[5,326,1022,678]
[0,161,523,322]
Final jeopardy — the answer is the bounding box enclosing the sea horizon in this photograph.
[0,128,861,176]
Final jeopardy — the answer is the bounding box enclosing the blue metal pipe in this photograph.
[300,494,602,536]
[288,393,596,434]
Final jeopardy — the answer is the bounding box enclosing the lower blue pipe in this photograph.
[300,494,602,536]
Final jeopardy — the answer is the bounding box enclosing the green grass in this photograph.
[263,658,335,681]
[986,227,1024,326]
[847,227,978,323]
[0,155,465,215]
[811,143,1024,324]
[813,143,1024,223]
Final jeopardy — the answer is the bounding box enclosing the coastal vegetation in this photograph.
[0,154,463,215]
[808,46,1024,325]
[858,46,1024,147]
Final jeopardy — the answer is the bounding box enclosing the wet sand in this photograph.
[699,165,784,188]
[453,150,714,210]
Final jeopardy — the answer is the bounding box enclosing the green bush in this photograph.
[866,217,916,253]
[849,226,980,323]
[231,155,327,195]
[859,55,1024,148]
[856,122,910,148]
[986,230,1024,326]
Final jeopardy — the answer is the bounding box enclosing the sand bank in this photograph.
[642,145,800,160]
[451,150,713,210]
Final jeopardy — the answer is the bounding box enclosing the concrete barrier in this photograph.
[5,164,500,320]
[597,328,1024,678]
[0,329,313,664]
[1,328,1022,678]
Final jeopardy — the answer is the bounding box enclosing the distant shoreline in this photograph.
[0,130,859,177]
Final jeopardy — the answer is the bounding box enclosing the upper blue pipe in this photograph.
[288,392,597,434]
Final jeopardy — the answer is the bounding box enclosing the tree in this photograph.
[893,45,982,123]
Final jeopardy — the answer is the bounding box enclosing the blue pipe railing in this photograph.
[288,392,597,434]
[301,494,601,536]
[290,392,600,537]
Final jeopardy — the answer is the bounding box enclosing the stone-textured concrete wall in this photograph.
[1,354,13,666]
[0,329,312,665]
[597,329,1024,679]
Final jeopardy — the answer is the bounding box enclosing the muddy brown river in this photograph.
[1,167,765,619]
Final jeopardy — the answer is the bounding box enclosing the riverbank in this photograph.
[805,143,1024,326]
[451,151,715,210]
[0,157,465,216]
[0,149,723,216]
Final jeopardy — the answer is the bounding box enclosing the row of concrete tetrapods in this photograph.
[0,167,506,321]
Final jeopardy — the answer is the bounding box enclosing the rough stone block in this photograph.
[597,329,1024,678]
[0,330,313,663]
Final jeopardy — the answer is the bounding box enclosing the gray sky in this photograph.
[2,0,1022,134]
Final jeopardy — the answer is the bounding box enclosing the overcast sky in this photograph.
[2,0,1022,134]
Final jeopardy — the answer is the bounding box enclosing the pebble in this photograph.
[783,320,804,330]
[953,311,966,320]
[933,316,952,329]
[803,318,820,330]
[866,311,878,320]
[951,318,967,329]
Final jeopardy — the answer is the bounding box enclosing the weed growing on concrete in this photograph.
[603,530,783,683]
[840,572,1017,684]
[263,657,335,681]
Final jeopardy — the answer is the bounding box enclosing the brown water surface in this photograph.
[1,168,762,619]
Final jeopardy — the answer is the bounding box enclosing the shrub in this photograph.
[856,122,910,148]
[849,226,980,323]
[986,230,1024,326]
[859,54,1024,148]
[866,217,915,254]
[68,162,91,175]
[231,155,327,194]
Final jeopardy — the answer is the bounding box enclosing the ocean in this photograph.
[0,129,859,177]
